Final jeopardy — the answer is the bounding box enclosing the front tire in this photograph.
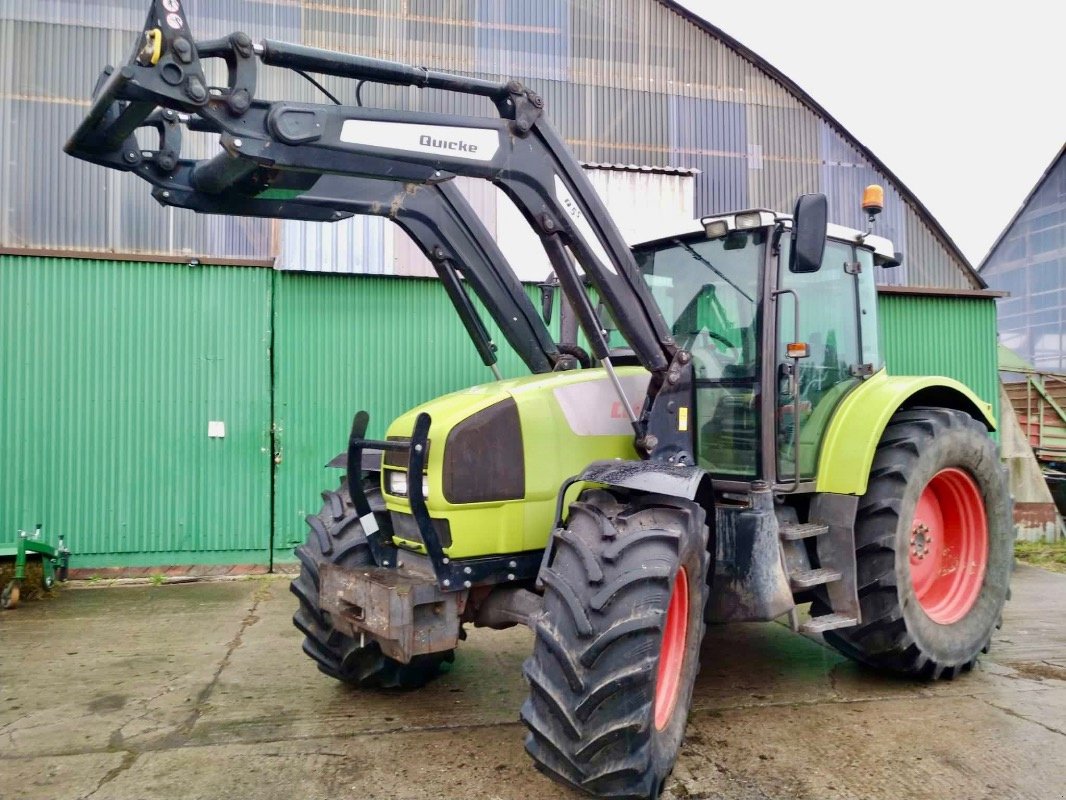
[521,490,709,799]
[817,408,1012,678]
[290,476,453,689]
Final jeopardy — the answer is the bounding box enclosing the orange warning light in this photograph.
[862,184,884,216]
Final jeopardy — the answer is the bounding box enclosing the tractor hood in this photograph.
[381,367,650,558]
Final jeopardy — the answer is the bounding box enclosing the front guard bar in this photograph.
[346,412,542,591]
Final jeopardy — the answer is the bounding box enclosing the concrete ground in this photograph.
[1,565,1064,800]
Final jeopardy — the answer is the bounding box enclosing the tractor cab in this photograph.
[633,205,899,489]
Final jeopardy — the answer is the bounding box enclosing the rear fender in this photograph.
[817,371,997,496]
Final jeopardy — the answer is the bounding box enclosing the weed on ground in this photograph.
[1015,538,1066,573]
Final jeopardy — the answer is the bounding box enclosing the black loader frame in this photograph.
[65,0,695,468]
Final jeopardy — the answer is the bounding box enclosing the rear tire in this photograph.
[521,490,709,799]
[816,408,1012,678]
[290,476,453,689]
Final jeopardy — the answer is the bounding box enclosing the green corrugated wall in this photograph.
[877,291,1001,431]
[270,272,544,562]
[0,256,274,568]
[0,256,548,568]
[0,257,1002,569]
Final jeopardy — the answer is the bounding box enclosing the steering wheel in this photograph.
[686,329,743,375]
[705,329,737,351]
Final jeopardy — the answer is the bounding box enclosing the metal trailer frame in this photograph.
[1,525,71,609]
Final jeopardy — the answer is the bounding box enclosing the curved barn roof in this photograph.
[0,0,984,287]
[656,0,983,288]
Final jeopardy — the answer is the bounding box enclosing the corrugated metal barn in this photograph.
[981,143,1066,373]
[0,0,984,568]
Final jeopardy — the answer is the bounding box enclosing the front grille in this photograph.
[382,436,431,469]
[390,510,452,548]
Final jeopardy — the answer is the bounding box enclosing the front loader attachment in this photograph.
[156,165,563,375]
[65,0,696,461]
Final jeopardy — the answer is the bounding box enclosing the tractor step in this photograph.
[779,522,830,541]
[789,567,842,589]
[801,613,858,634]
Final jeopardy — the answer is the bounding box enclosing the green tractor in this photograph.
[67,4,1012,797]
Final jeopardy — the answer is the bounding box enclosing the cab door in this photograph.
[774,239,878,483]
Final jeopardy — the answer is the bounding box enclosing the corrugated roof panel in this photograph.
[475,0,570,81]
[189,0,302,42]
[744,103,821,214]
[278,215,392,274]
[819,124,906,244]
[581,84,669,164]
[981,149,1066,370]
[0,0,974,289]
[2,98,108,250]
[0,0,143,30]
[668,95,747,214]
[904,210,969,289]
[9,19,109,100]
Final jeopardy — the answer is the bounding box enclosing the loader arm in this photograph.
[64,0,693,461]
[146,158,562,375]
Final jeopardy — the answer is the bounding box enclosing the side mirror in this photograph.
[789,193,828,273]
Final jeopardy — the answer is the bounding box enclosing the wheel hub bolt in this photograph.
[910,523,933,559]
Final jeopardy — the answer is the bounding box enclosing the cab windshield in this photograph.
[634,229,766,477]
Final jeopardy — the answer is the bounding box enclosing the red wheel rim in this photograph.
[654,567,689,731]
[909,468,988,624]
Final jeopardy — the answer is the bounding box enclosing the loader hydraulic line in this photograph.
[64,0,694,461]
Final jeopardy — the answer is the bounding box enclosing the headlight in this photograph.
[387,470,408,496]
[385,469,428,498]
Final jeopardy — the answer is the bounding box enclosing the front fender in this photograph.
[815,370,997,496]
[575,459,713,507]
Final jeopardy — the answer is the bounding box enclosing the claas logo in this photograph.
[610,400,643,419]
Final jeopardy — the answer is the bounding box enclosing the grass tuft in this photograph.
[1015,538,1066,573]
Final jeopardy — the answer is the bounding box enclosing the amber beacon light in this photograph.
[861,184,886,216]
[862,184,884,234]
[862,184,884,216]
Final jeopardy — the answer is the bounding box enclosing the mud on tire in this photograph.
[290,476,453,689]
[521,489,709,800]
[815,408,1012,678]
